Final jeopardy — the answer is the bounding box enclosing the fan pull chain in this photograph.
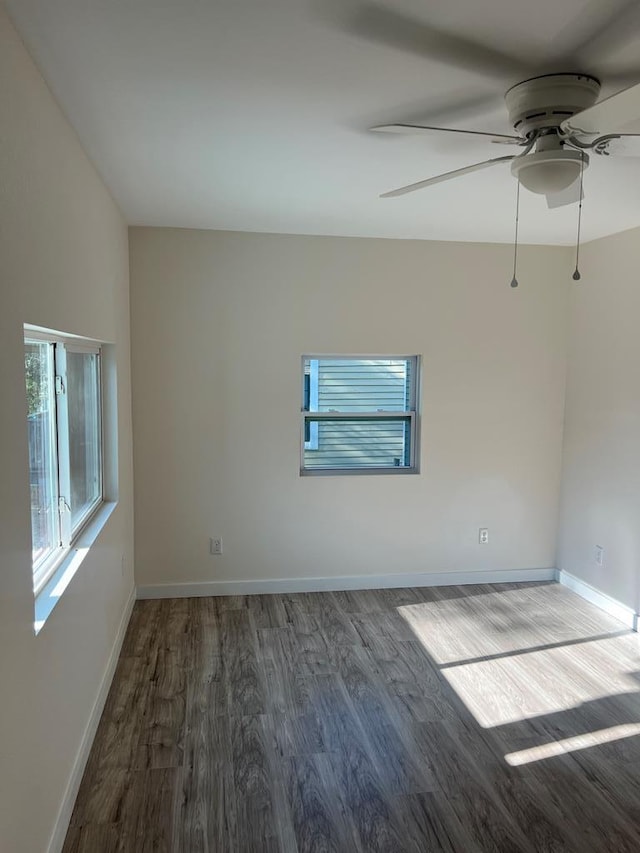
[510,179,520,288]
[573,154,585,281]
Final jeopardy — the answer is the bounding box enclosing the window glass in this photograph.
[303,416,413,470]
[25,342,59,569]
[304,372,311,443]
[66,351,102,530]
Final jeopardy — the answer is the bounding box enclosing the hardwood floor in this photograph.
[62,582,640,852]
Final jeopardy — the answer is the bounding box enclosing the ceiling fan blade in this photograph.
[546,181,583,209]
[342,3,531,80]
[393,93,505,128]
[561,82,640,136]
[549,0,640,64]
[380,156,515,198]
[372,124,523,145]
[592,133,640,156]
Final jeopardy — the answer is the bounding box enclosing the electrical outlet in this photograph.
[210,537,223,556]
[479,528,489,545]
[595,545,604,567]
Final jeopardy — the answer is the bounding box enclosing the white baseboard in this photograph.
[558,570,638,631]
[47,585,136,853]
[136,567,557,600]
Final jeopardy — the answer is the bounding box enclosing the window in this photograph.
[301,356,420,474]
[25,331,103,594]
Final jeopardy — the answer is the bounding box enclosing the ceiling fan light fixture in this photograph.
[510,150,588,195]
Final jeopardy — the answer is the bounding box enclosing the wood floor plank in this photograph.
[246,593,289,629]
[525,756,640,852]
[258,626,317,716]
[329,644,435,795]
[176,714,236,853]
[140,648,187,752]
[231,714,297,853]
[61,823,124,853]
[395,791,482,853]
[271,711,325,759]
[366,637,460,723]
[283,753,361,853]
[220,609,266,716]
[329,588,386,614]
[315,606,362,647]
[495,765,623,853]
[445,717,587,853]
[88,656,154,771]
[326,738,420,853]
[132,741,183,770]
[164,598,193,662]
[119,599,162,659]
[124,767,179,853]
[566,752,640,827]
[69,767,131,827]
[412,721,539,853]
[231,714,273,802]
[371,586,423,608]
[350,611,416,645]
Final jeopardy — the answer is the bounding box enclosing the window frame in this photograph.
[303,358,319,450]
[62,344,104,536]
[26,341,60,578]
[25,328,104,595]
[300,354,421,476]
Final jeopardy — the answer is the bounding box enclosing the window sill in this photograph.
[34,501,117,634]
[300,467,420,477]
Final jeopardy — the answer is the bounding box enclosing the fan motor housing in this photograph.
[505,73,601,137]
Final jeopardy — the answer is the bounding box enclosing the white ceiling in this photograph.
[7,0,640,244]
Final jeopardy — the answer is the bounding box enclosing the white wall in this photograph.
[130,227,571,590]
[0,8,134,852]
[557,226,640,612]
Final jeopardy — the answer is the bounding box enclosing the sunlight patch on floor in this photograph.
[398,588,633,668]
[438,642,638,727]
[505,723,640,765]
[398,589,640,729]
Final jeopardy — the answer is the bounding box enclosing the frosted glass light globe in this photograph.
[511,150,587,195]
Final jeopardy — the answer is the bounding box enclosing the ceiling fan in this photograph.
[333,2,640,207]
[375,73,640,207]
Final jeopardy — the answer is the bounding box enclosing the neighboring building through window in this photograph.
[301,356,420,474]
[25,330,103,594]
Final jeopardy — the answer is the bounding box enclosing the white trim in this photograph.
[303,352,419,361]
[46,586,136,853]
[558,569,638,631]
[303,411,414,420]
[137,567,557,599]
[35,502,118,632]
[24,323,104,350]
